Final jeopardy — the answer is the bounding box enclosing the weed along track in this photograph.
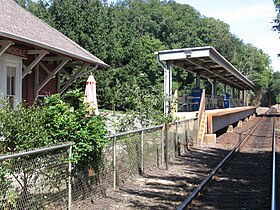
[179,108,278,209]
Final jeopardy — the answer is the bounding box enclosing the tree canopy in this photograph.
[16,0,273,108]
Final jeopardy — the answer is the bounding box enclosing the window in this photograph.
[0,55,22,109]
[6,66,16,108]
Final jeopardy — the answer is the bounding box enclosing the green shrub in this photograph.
[43,91,108,171]
[0,100,49,152]
[0,90,109,171]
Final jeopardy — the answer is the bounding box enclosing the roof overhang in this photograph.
[156,46,255,90]
[0,0,108,68]
[0,32,109,68]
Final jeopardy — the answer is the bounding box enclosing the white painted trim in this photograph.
[0,54,22,108]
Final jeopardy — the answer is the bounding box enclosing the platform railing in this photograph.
[197,89,206,144]
[197,89,206,125]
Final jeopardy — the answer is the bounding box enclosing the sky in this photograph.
[178,0,280,71]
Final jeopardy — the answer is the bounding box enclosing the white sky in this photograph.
[179,0,280,71]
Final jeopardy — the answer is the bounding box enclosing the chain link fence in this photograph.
[0,117,198,209]
[0,144,72,210]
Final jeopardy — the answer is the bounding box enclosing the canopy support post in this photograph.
[196,72,201,87]
[164,60,172,114]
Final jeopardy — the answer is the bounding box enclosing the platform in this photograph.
[173,106,256,135]
[206,106,256,133]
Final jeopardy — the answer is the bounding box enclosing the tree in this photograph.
[16,0,273,109]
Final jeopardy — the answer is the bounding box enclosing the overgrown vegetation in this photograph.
[0,91,108,171]
[0,90,109,207]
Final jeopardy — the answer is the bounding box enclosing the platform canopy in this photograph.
[156,46,255,90]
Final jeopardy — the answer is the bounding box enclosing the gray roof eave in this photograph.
[156,46,255,90]
[0,31,109,68]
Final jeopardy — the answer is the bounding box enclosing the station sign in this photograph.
[5,46,27,58]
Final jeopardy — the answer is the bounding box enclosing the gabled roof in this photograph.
[156,46,255,90]
[0,0,108,67]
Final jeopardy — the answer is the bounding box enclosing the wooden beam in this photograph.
[27,50,48,54]
[64,62,84,67]
[34,65,40,98]
[59,63,92,93]
[62,69,71,78]
[0,40,14,56]
[186,58,246,90]
[41,57,65,62]
[35,58,69,99]
[22,50,49,78]
[39,62,51,74]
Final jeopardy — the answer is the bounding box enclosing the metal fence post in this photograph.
[184,120,188,152]
[164,123,169,170]
[195,118,199,145]
[187,120,190,148]
[68,145,72,210]
[141,130,144,174]
[161,126,164,166]
[175,121,178,157]
[113,137,117,190]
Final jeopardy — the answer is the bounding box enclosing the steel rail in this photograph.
[271,114,277,210]
[0,143,73,161]
[178,109,271,210]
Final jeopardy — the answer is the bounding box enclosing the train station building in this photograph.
[0,0,107,108]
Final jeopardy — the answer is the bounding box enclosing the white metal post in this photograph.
[164,66,169,114]
[196,72,201,88]
[242,90,246,106]
[175,122,178,157]
[161,127,164,165]
[68,145,72,210]
[141,131,144,174]
[213,80,217,98]
[168,61,172,99]
[113,137,116,189]
[164,60,172,114]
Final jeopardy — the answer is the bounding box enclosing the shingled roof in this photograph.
[0,0,108,67]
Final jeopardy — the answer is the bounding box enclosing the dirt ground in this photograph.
[83,109,268,209]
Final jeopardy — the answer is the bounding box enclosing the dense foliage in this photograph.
[0,90,109,207]
[0,92,108,170]
[16,0,273,108]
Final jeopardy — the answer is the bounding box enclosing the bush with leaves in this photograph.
[43,91,109,171]
[0,100,51,208]
[115,87,173,132]
[0,90,108,191]
[0,100,50,152]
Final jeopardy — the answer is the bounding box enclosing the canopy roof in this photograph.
[156,46,255,90]
[0,0,108,67]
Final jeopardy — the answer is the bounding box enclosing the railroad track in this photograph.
[178,107,279,209]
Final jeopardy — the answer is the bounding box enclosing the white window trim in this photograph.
[0,54,22,108]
